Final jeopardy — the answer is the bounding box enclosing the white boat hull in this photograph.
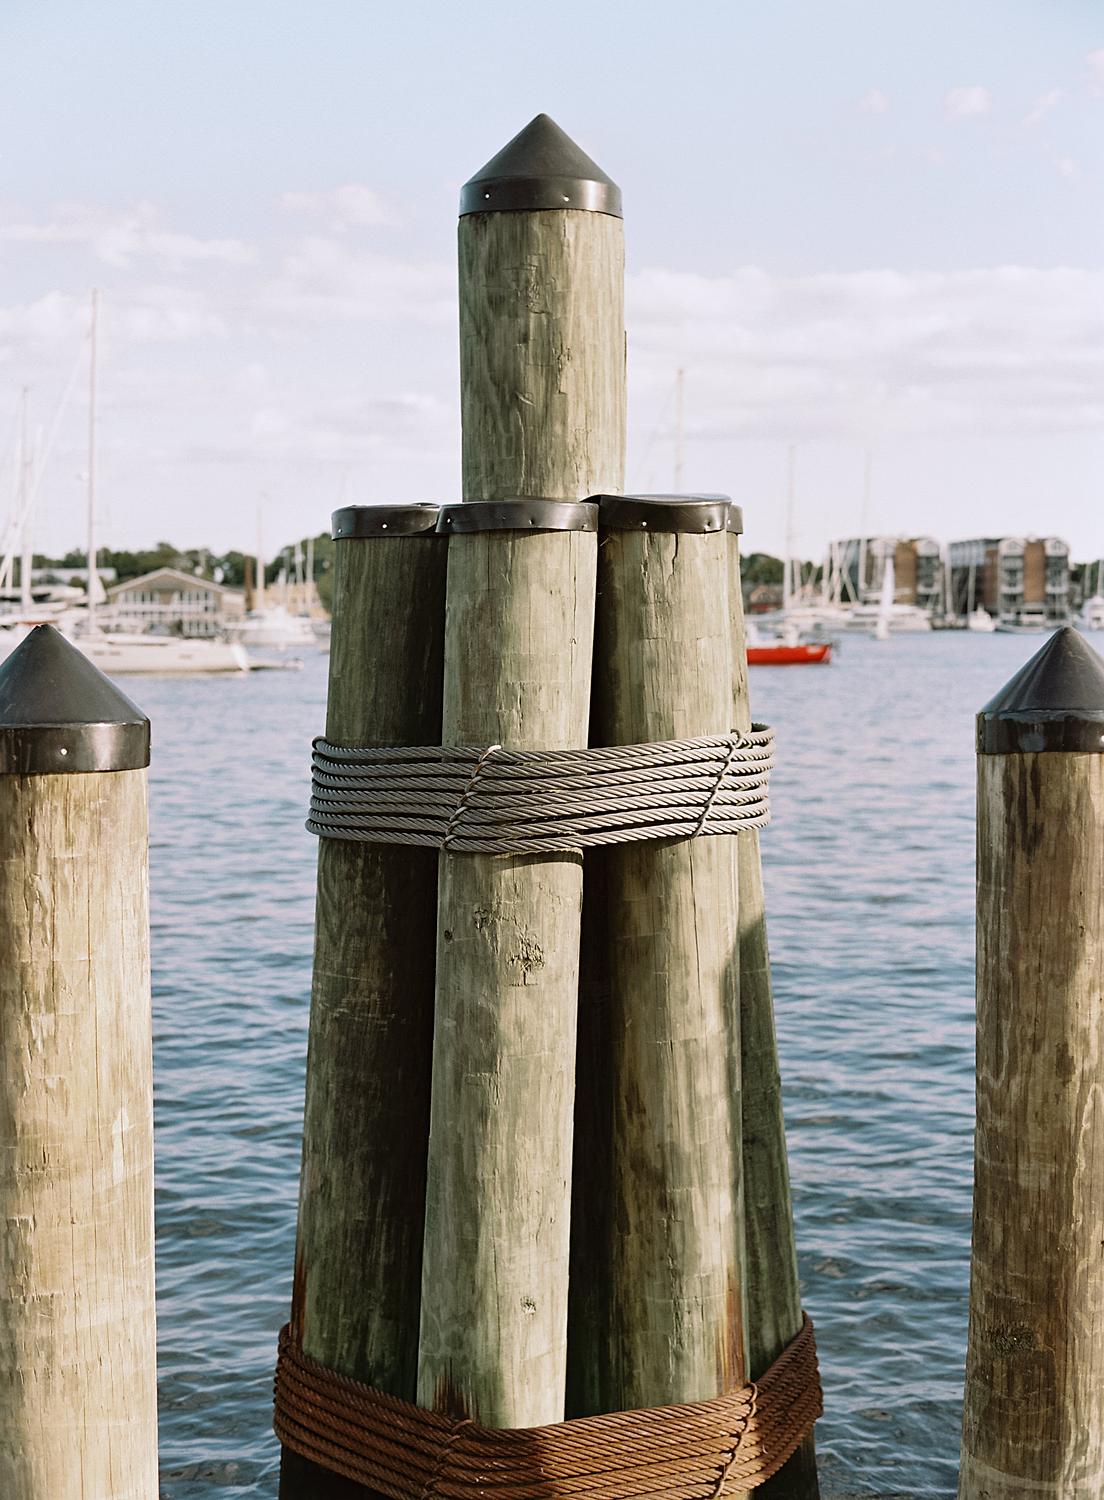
[77,634,251,674]
[967,610,997,634]
[993,622,1059,635]
[229,607,316,650]
[1081,596,1104,631]
[839,608,933,635]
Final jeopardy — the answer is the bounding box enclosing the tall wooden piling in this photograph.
[959,627,1104,1499]
[728,517,820,1498]
[415,115,625,1427]
[0,624,158,1500]
[568,494,747,1430]
[280,505,448,1500]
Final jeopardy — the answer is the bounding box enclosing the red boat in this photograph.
[747,641,832,666]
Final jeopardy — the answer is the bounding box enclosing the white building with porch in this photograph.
[105,567,246,637]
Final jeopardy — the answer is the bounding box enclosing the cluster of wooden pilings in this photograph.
[0,116,1102,1500]
[279,115,815,1500]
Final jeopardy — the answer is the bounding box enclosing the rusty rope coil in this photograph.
[306,728,774,854]
[274,1315,820,1498]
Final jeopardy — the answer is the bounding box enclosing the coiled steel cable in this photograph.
[273,1315,821,1498]
[307,728,774,854]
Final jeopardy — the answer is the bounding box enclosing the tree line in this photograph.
[34,534,340,612]
[33,539,796,615]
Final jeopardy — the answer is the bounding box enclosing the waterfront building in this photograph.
[105,567,246,637]
[947,537,1070,625]
[746,582,784,614]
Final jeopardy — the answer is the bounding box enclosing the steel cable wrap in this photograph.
[274,1315,821,1498]
[307,728,774,854]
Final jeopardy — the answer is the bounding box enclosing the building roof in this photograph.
[107,567,243,598]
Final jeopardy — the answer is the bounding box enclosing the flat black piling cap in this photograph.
[977,626,1104,754]
[0,624,150,774]
[460,113,622,218]
[594,494,739,535]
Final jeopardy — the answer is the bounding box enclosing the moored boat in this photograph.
[228,604,316,651]
[748,640,832,666]
[994,606,1059,635]
[1082,596,1104,632]
[967,608,996,633]
[74,630,251,674]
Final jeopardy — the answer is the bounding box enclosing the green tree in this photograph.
[740,552,784,585]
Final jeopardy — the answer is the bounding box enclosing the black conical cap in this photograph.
[0,624,150,774]
[977,626,1104,754]
[460,113,621,218]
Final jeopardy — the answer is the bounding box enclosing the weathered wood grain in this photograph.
[959,752,1104,1499]
[281,534,447,1500]
[729,534,820,1499]
[416,204,622,1428]
[568,526,747,1429]
[417,531,596,1427]
[458,210,625,504]
[0,769,158,1499]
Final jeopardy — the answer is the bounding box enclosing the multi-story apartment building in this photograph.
[947,537,1071,624]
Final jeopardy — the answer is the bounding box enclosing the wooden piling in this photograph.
[0,624,157,1500]
[415,115,625,1428]
[568,494,747,1427]
[280,505,447,1500]
[728,517,820,1498]
[959,627,1104,1499]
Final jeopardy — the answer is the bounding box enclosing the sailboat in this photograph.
[305,534,331,649]
[67,293,251,674]
[962,559,995,631]
[746,617,831,666]
[227,511,316,652]
[842,545,932,635]
[1081,559,1104,631]
[776,446,849,638]
[874,552,893,641]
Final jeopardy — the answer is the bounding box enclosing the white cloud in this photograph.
[1056,157,1081,180]
[245,392,450,458]
[0,202,256,269]
[945,86,992,120]
[1088,49,1104,87]
[1023,89,1063,127]
[278,185,399,230]
[262,236,455,326]
[858,88,889,115]
[626,265,1104,439]
[112,285,229,343]
[0,291,87,357]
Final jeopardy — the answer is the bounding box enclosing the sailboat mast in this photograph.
[6,387,28,603]
[255,499,266,612]
[87,289,99,634]
[941,543,952,622]
[857,447,872,604]
[674,367,685,491]
[19,394,34,612]
[783,443,796,611]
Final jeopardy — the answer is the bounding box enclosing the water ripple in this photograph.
[143,633,1036,1496]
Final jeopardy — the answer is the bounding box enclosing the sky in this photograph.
[0,0,1101,564]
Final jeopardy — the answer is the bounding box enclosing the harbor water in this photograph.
[147,631,1047,1498]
